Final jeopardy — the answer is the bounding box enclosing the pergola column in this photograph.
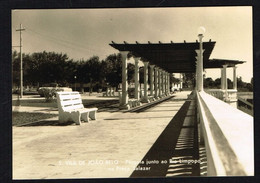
[221,68,224,89]
[195,34,205,92]
[180,73,183,90]
[233,66,237,90]
[168,73,170,94]
[158,69,162,98]
[165,72,168,95]
[120,51,130,109]
[154,67,158,99]
[222,65,228,90]
[134,57,140,100]
[143,61,149,102]
[161,70,165,96]
[166,72,169,95]
[150,65,155,97]
[164,71,167,95]
[165,72,169,95]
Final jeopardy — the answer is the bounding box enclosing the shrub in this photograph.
[42,88,56,102]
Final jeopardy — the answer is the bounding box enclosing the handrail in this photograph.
[237,96,254,109]
[196,91,254,176]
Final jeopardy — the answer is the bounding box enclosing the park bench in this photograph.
[129,98,141,108]
[56,92,98,125]
[102,87,115,97]
[148,95,155,102]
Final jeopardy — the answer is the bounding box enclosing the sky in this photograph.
[12,7,253,82]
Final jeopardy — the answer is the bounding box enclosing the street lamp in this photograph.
[196,26,205,92]
[74,76,77,91]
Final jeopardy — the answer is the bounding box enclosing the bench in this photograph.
[148,95,155,102]
[128,98,141,108]
[102,87,115,97]
[56,92,98,125]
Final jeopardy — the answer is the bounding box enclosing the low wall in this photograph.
[196,91,254,176]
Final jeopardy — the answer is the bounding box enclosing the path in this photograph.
[13,91,199,179]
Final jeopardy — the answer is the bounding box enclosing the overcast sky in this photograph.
[12,7,252,82]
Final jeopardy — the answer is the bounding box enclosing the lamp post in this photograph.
[74,76,77,91]
[196,26,205,92]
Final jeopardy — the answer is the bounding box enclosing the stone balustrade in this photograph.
[196,91,253,176]
[205,89,237,102]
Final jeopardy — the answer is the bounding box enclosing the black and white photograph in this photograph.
[11,6,254,179]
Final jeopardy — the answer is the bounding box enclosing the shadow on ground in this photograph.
[19,119,75,126]
[130,99,200,177]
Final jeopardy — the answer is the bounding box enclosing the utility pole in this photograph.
[16,24,25,98]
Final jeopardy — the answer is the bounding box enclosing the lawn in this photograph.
[12,112,58,126]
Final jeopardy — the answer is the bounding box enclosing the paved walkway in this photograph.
[13,91,193,179]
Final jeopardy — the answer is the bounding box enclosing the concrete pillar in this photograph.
[196,34,205,92]
[168,73,171,94]
[164,71,167,95]
[166,72,169,95]
[161,70,165,96]
[167,73,169,94]
[150,65,155,97]
[161,70,164,95]
[134,57,140,100]
[221,68,224,90]
[180,73,183,90]
[119,51,130,109]
[143,61,149,102]
[158,69,162,98]
[233,66,237,90]
[195,56,199,90]
[164,71,166,95]
[221,65,228,90]
[165,72,168,95]
[154,67,158,98]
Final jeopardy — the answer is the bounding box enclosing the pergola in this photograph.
[109,39,245,109]
[110,41,216,73]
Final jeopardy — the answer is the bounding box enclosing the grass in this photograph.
[12,112,58,126]
[12,98,58,107]
[12,94,118,126]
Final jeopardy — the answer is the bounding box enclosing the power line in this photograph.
[16,23,25,99]
[26,28,113,58]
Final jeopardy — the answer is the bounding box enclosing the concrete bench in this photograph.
[148,96,155,102]
[56,92,98,125]
[103,87,115,97]
[128,98,141,108]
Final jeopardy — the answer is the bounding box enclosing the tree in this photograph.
[214,78,221,88]
[237,76,246,89]
[24,51,75,86]
[227,78,233,89]
[127,63,135,84]
[102,53,122,88]
[182,73,195,88]
[76,56,102,92]
[204,77,214,88]
[12,50,22,87]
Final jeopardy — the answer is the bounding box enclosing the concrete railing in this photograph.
[196,91,254,176]
[205,89,237,102]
